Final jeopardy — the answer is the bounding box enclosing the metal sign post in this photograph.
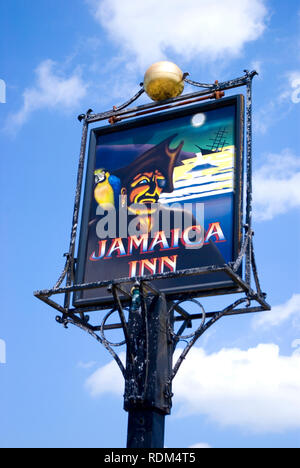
[34,67,270,449]
[125,286,172,448]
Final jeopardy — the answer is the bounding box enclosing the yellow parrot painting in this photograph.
[94,169,121,209]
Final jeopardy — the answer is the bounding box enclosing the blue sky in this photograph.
[0,0,300,449]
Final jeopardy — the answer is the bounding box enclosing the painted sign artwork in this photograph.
[75,95,244,306]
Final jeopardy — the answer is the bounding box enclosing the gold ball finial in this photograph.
[144,61,185,101]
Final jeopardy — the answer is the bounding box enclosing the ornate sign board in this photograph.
[74,95,244,307]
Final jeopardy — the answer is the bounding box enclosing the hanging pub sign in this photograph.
[74,95,244,307]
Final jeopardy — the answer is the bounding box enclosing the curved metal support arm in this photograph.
[232,226,251,273]
[184,74,215,89]
[111,286,131,353]
[171,297,249,380]
[184,69,258,92]
[169,299,206,341]
[57,315,126,378]
[217,69,258,90]
[251,236,265,299]
[100,308,127,347]
[83,69,259,127]
[113,87,145,112]
[53,254,70,290]
[87,87,145,123]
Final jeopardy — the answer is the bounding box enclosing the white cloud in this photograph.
[289,73,300,104]
[254,70,300,135]
[292,339,300,353]
[253,294,300,329]
[0,338,6,364]
[253,149,300,221]
[253,100,276,135]
[189,442,211,449]
[9,59,88,130]
[88,0,268,69]
[280,71,300,104]
[0,79,6,103]
[77,360,97,370]
[173,344,300,433]
[85,352,125,397]
[85,343,300,433]
[250,60,263,77]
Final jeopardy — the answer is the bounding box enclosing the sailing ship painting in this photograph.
[156,115,238,266]
[159,126,235,204]
[196,127,230,155]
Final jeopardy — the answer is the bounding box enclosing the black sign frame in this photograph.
[74,95,244,308]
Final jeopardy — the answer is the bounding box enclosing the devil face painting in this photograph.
[126,170,166,205]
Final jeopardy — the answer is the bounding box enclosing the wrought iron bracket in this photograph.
[34,69,270,406]
[34,260,270,390]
